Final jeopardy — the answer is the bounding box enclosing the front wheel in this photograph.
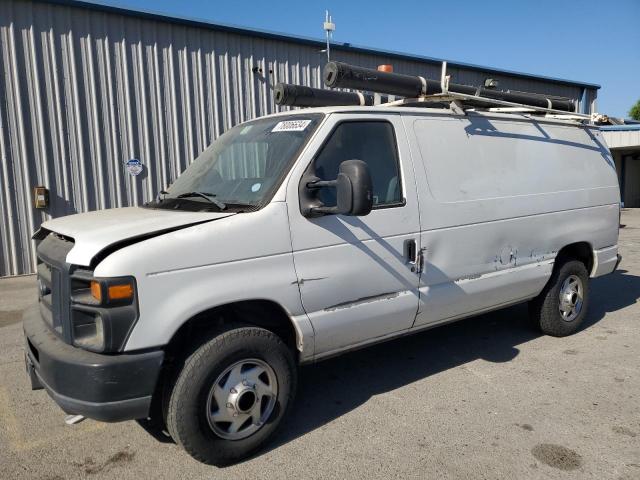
[529,259,590,337]
[166,325,297,465]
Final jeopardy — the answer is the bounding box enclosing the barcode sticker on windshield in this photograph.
[271,120,312,132]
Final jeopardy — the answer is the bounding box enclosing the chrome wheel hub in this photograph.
[206,358,278,440]
[558,274,583,322]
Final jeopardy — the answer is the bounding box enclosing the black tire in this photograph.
[529,259,590,337]
[166,325,297,466]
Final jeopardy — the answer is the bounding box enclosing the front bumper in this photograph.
[23,304,164,422]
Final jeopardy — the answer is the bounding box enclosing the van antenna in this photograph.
[323,10,335,62]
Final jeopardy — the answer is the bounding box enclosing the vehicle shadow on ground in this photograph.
[262,270,640,456]
[586,269,639,328]
[135,271,640,459]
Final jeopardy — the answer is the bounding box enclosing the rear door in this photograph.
[286,114,421,358]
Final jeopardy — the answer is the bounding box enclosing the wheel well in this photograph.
[556,242,593,273]
[145,300,299,426]
[164,300,299,359]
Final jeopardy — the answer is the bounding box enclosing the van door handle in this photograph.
[404,239,418,271]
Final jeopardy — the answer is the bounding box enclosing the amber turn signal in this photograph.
[90,281,102,302]
[108,283,134,300]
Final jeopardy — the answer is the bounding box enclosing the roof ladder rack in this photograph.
[380,91,620,125]
[274,60,625,126]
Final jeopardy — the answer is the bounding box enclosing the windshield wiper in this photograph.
[175,191,226,210]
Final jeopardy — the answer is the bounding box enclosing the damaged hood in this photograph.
[40,207,234,266]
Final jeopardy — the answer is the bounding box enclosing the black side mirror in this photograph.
[335,160,373,216]
[301,159,373,217]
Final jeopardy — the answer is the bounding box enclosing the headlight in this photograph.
[70,272,138,352]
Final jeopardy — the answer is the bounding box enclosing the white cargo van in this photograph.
[24,101,621,465]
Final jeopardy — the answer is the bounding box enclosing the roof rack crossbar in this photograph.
[379,92,622,125]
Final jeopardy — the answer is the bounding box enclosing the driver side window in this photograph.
[314,121,403,208]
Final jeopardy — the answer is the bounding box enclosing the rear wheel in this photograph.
[166,325,297,465]
[529,259,590,337]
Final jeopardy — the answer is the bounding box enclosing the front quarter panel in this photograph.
[94,203,310,354]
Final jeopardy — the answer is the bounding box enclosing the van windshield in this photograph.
[146,114,323,212]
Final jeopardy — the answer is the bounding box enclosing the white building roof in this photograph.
[601,125,640,149]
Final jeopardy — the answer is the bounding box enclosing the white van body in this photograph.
[24,105,620,463]
[40,107,620,360]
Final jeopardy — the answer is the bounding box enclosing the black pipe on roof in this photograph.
[323,62,576,112]
[274,83,374,108]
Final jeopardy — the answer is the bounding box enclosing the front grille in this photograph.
[37,262,61,334]
[36,233,74,343]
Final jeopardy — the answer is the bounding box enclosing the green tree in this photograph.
[630,99,640,121]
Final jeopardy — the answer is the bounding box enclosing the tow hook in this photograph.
[64,414,86,425]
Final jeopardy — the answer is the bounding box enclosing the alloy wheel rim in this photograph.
[205,358,278,440]
[558,274,583,322]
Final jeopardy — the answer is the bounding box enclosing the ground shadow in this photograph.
[584,269,640,328]
[136,270,640,459]
[263,269,640,456]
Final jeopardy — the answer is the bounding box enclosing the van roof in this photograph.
[264,105,599,128]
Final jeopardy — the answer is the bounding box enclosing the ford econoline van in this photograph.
[24,105,621,465]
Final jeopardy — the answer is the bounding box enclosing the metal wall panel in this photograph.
[0,0,598,276]
[602,130,640,150]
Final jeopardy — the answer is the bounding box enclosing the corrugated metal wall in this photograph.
[0,0,597,276]
[602,130,640,150]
